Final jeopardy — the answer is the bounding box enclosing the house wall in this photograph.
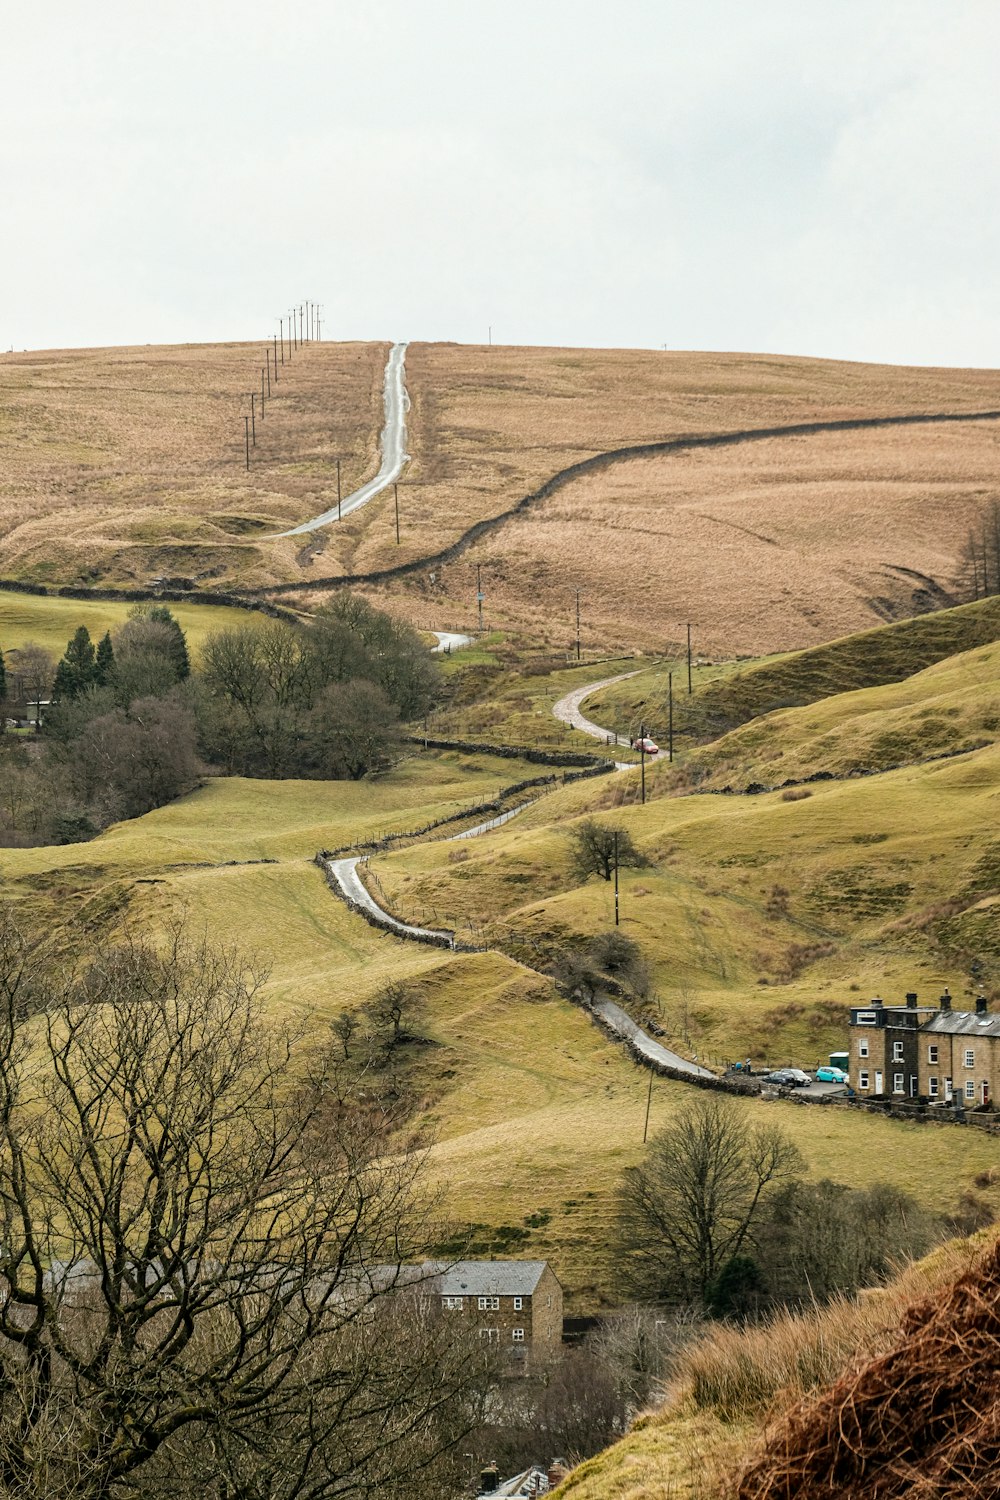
[917,1031,1000,1106]
[440,1270,564,1373]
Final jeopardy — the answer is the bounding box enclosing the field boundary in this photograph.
[246,406,1000,596]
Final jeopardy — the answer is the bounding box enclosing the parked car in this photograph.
[631,736,659,755]
[815,1065,848,1084]
[762,1068,811,1087]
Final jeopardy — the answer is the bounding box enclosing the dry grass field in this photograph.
[0,340,388,589]
[5,339,1000,659]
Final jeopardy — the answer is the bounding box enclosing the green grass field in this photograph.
[0,588,271,664]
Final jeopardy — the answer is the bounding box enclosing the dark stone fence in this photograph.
[406,734,618,769]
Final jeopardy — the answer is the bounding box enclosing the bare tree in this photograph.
[0,914,490,1499]
[567,819,645,883]
[615,1097,804,1305]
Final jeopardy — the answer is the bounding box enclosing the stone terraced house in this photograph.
[849,991,998,1107]
[430,1260,564,1374]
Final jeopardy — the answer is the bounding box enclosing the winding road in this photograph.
[551,671,641,744]
[273,341,410,538]
[431,630,474,654]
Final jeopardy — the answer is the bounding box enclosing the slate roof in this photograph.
[434,1260,551,1297]
[922,1010,1000,1039]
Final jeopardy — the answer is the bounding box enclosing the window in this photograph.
[964,1049,975,1069]
[965,1080,976,1099]
[893,1073,905,1094]
[856,1012,878,1025]
[478,1297,500,1311]
[442,1297,464,1310]
[479,1328,500,1344]
[859,1071,870,1090]
[512,1328,525,1342]
[513,1297,523,1311]
[928,1045,939,1064]
[858,1039,869,1058]
[929,1077,939,1097]
[892,1041,904,1063]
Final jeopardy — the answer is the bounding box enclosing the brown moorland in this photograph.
[0,339,388,589]
[4,339,1000,657]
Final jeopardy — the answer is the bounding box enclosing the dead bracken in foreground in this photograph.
[735,1232,1000,1500]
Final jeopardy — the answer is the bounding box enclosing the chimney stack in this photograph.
[905,992,918,1008]
[940,989,952,1012]
[976,996,989,1016]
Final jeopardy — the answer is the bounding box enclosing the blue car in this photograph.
[816,1065,848,1083]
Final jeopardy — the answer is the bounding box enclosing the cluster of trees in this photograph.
[958,497,1000,599]
[0,910,495,1500]
[0,594,440,846]
[615,1097,943,1318]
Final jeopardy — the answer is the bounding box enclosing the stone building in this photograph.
[848,990,999,1106]
[430,1260,564,1373]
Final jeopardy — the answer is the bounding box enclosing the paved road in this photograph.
[448,802,533,840]
[273,342,410,538]
[431,630,474,654]
[552,671,641,747]
[594,998,716,1079]
[324,855,454,946]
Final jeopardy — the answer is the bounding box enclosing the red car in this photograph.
[631,736,659,755]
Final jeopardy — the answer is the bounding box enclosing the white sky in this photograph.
[4,0,998,365]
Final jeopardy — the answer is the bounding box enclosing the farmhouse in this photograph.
[848,991,998,1106]
[429,1260,563,1373]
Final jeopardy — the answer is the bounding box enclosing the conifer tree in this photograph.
[95,631,115,684]
[54,626,98,699]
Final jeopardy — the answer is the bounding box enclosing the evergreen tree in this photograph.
[95,631,115,684]
[134,605,190,679]
[54,626,98,700]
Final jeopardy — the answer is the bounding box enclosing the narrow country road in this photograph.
[594,998,716,1079]
[431,630,474,654]
[324,855,455,946]
[273,342,410,538]
[551,671,641,745]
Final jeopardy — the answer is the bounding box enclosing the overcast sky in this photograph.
[4,0,998,365]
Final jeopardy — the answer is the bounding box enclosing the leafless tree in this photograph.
[6,642,55,722]
[615,1097,804,1304]
[567,819,645,883]
[0,913,490,1499]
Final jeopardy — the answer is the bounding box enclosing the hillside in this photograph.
[4,341,1000,653]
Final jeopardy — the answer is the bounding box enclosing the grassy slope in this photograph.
[585,593,1000,748]
[556,1230,997,1500]
[0,589,270,662]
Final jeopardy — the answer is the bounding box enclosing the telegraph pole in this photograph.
[643,1063,654,1143]
[614,829,620,927]
[273,333,279,379]
[266,348,272,395]
[244,416,250,470]
[687,622,693,694]
[640,721,646,805]
[337,459,342,521]
[260,367,266,416]
[575,589,581,661]
[279,319,285,365]
[250,393,256,444]
[476,563,484,633]
[668,671,674,762]
[394,482,400,544]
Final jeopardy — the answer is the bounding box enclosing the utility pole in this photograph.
[575,589,581,661]
[250,392,256,444]
[488,325,492,346]
[273,333,279,379]
[394,482,400,544]
[244,416,250,471]
[687,622,693,694]
[668,671,674,762]
[337,459,342,521]
[614,829,619,927]
[476,563,484,633]
[266,348,272,395]
[260,367,266,416]
[316,304,322,341]
[279,319,285,365]
[640,721,646,805]
[643,1063,654,1143]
